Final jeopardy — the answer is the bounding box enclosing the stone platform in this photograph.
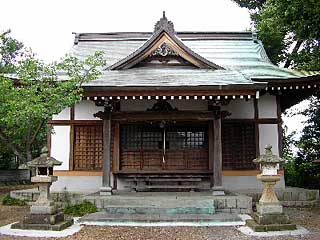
[79,192,247,224]
[80,212,242,224]
[83,191,252,214]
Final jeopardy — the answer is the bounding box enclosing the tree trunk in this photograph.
[284,40,303,68]
[26,127,33,162]
[0,129,26,163]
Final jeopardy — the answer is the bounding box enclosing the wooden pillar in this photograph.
[212,116,224,195]
[101,113,112,195]
[94,102,113,196]
[210,105,226,196]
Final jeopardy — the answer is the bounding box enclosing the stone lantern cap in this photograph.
[253,145,284,165]
[27,147,62,168]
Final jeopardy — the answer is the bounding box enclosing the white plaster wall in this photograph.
[74,100,103,120]
[52,107,70,120]
[258,94,278,118]
[259,124,279,155]
[50,126,70,170]
[222,175,285,190]
[120,99,208,111]
[221,99,254,119]
[51,176,102,193]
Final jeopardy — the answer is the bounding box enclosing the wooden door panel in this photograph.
[142,151,163,170]
[120,123,209,172]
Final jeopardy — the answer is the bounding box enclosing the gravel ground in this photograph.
[0,206,319,240]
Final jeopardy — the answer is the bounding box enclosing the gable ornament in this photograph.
[154,11,175,34]
[150,42,178,57]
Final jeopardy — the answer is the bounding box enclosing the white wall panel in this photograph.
[50,126,70,170]
[258,94,278,118]
[52,107,70,120]
[259,124,279,155]
[222,175,285,190]
[51,176,102,193]
[74,100,103,120]
[221,99,254,119]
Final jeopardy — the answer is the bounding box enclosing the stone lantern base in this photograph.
[11,182,73,231]
[246,214,296,232]
[246,175,296,232]
[11,212,73,231]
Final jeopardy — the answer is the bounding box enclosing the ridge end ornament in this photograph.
[154,11,175,34]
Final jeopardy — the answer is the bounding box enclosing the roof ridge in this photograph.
[106,14,225,70]
[74,31,254,43]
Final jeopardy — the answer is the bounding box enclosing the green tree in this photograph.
[233,0,320,70]
[0,31,106,165]
[284,95,320,189]
[0,30,24,73]
[234,0,320,188]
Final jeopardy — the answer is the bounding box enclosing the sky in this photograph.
[0,0,306,137]
[0,0,251,62]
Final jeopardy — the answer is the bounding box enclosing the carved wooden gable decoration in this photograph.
[108,12,224,70]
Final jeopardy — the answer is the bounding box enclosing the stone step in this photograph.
[125,178,202,182]
[101,199,215,215]
[101,198,213,207]
[103,206,215,215]
[80,212,241,223]
[136,184,208,189]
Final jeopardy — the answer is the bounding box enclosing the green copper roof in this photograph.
[70,31,320,88]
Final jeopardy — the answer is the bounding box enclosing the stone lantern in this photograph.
[253,145,284,215]
[11,147,73,231]
[246,145,296,232]
[28,146,62,215]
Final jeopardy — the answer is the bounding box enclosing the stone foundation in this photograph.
[10,187,319,215]
[11,219,73,231]
[238,187,319,207]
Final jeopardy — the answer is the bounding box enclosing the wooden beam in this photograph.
[84,87,262,97]
[111,111,215,121]
[48,120,102,125]
[222,118,279,124]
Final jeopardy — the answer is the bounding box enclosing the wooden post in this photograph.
[94,102,113,196]
[211,106,225,196]
[101,113,112,195]
[212,116,224,195]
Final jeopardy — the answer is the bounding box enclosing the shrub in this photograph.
[64,201,97,216]
[284,158,320,189]
[1,194,26,206]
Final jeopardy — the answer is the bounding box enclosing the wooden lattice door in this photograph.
[120,123,209,171]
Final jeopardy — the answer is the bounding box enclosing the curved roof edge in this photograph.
[106,13,225,70]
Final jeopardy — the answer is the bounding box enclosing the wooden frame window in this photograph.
[222,121,256,170]
[73,125,103,170]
